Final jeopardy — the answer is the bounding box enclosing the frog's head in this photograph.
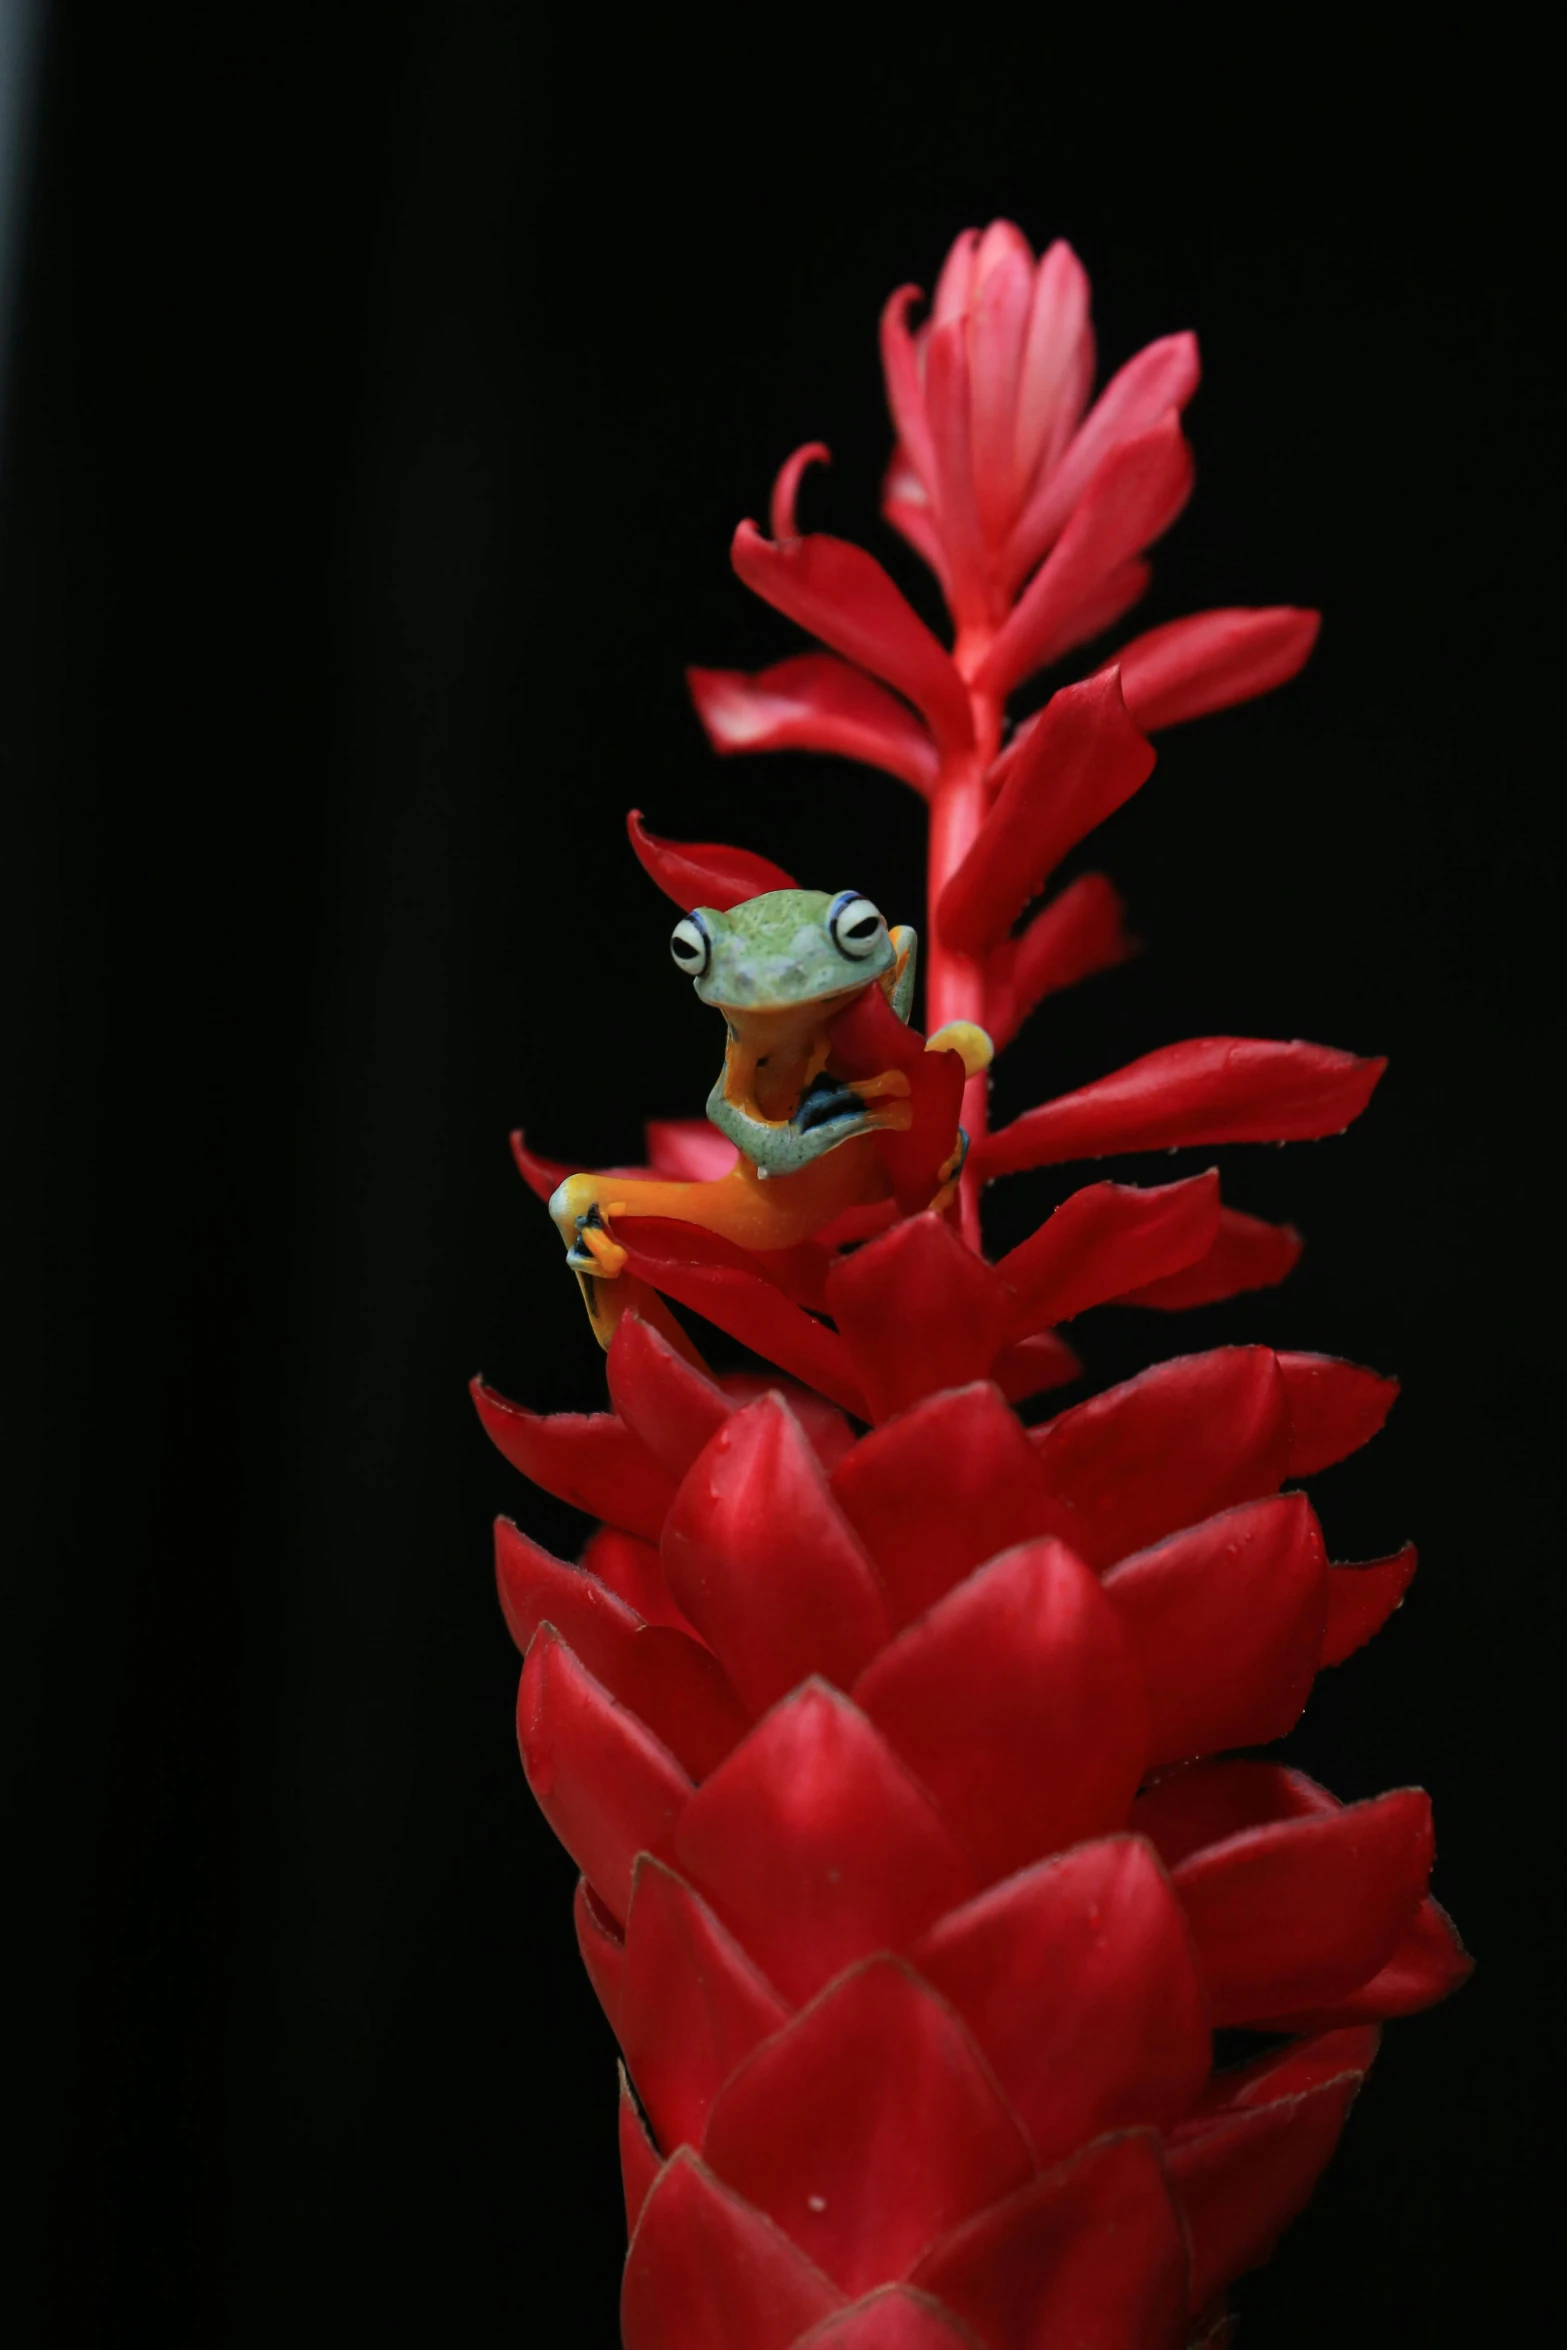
[670,888,894,1012]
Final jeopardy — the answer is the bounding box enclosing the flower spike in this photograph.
[481,221,1462,2344]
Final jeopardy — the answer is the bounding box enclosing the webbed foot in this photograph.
[566,1202,627,1276]
[795,1072,875,1138]
[550,1176,628,1278]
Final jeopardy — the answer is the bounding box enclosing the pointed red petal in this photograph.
[912,2130,1189,2350]
[608,1311,731,1480]
[911,1836,1210,2166]
[1028,553,1154,665]
[643,1118,740,1180]
[879,285,938,499]
[614,1221,868,1418]
[1189,2024,1382,2121]
[1169,2068,1369,2310]
[716,1373,857,1471]
[771,440,832,540]
[831,1382,1079,1629]
[931,228,980,325]
[1112,606,1321,732]
[984,872,1137,1050]
[575,1874,626,2032]
[495,1513,644,1656]
[1007,330,1201,581]
[674,1684,976,2004]
[661,1394,891,1716]
[470,1378,677,1541]
[988,1331,1082,1403]
[1323,1542,1418,1666]
[1103,1494,1328,1767]
[509,1128,574,1201]
[614,1629,754,1781]
[1030,1348,1291,1569]
[1117,1206,1303,1309]
[688,654,939,795]
[923,319,992,625]
[827,994,969,1214]
[731,521,973,758]
[1132,1760,1333,1867]
[974,1038,1386,1179]
[826,963,929,1077]
[619,1858,791,2156]
[1012,238,1094,498]
[793,2288,983,2348]
[1276,1350,1399,1474]
[622,2150,846,2350]
[979,416,1194,700]
[1169,1785,1435,2026]
[726,1236,837,1313]
[967,232,1034,545]
[883,473,953,597]
[620,2067,662,2233]
[496,1519,747,1778]
[997,1171,1221,1333]
[579,1525,692,1633]
[826,1216,1014,1422]
[1263,1895,1471,2029]
[938,672,1155,955]
[816,1196,902,1250]
[855,1538,1148,1881]
[626,807,797,912]
[703,1958,1034,2299]
[517,1627,694,1924]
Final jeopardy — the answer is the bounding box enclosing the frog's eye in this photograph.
[828,892,886,959]
[670,914,711,977]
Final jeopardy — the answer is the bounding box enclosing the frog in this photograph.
[547,886,992,1350]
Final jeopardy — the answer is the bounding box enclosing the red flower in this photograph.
[478,1277,1462,2344]
[479,224,1464,2344]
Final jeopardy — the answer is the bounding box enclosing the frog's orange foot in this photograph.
[928,1125,971,1219]
[569,1204,628,1278]
[926,1020,994,1077]
[550,1174,628,1278]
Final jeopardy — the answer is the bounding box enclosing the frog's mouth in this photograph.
[711,980,872,1021]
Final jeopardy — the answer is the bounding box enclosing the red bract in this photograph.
[481,223,1463,2346]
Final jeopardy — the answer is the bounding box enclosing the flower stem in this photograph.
[926,659,1002,1249]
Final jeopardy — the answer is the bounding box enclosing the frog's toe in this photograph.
[561,1199,624,1276]
[549,1172,601,1244]
[927,1020,994,1077]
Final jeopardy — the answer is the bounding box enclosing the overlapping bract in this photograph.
[482,223,1461,2346]
[481,1245,1464,2347]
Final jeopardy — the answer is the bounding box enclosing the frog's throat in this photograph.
[717,994,863,1126]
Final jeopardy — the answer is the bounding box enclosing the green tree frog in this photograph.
[548,888,990,1349]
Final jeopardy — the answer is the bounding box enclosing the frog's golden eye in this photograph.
[828,892,886,960]
[670,914,710,977]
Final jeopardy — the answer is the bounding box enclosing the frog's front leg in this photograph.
[704,1065,911,1179]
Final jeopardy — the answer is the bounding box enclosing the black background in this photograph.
[2,9,1559,2343]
